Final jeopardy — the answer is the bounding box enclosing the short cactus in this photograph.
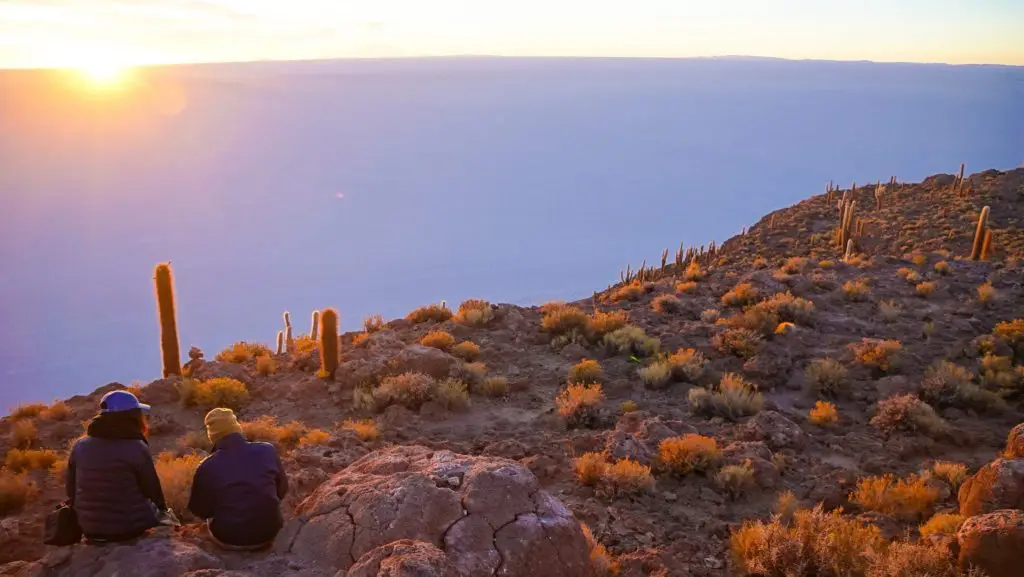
[276,331,284,355]
[283,311,294,351]
[319,308,339,379]
[310,310,320,341]
[970,206,990,261]
[154,263,182,377]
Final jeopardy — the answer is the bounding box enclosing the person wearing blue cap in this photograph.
[65,389,170,542]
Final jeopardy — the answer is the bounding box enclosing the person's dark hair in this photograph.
[86,408,149,440]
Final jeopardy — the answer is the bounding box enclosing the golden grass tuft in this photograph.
[569,359,604,384]
[638,361,672,389]
[850,339,902,374]
[604,459,654,496]
[179,377,250,409]
[407,303,453,324]
[603,326,659,357]
[919,513,965,538]
[711,328,763,359]
[676,281,698,294]
[977,281,997,305]
[10,420,38,449]
[581,524,620,577]
[652,294,683,314]
[435,378,471,410]
[0,470,39,516]
[556,383,604,425]
[805,358,849,397]
[911,254,928,266]
[540,303,589,336]
[688,373,763,420]
[9,403,47,420]
[42,401,73,421]
[667,348,707,382]
[479,376,509,398]
[240,416,305,448]
[658,434,721,476]
[933,260,950,274]
[620,400,639,413]
[715,462,756,499]
[915,281,937,298]
[871,394,948,437]
[255,355,278,375]
[850,473,940,521]
[610,282,645,302]
[780,256,807,274]
[878,300,902,323]
[420,330,455,351]
[451,341,481,361]
[374,372,436,410]
[155,452,204,517]
[298,429,331,446]
[808,401,838,426]
[573,452,608,486]
[342,418,380,441]
[930,461,969,489]
[453,299,494,326]
[920,360,1006,412]
[841,279,872,301]
[587,310,628,340]
[4,448,60,473]
[363,314,387,333]
[700,309,720,323]
[215,341,272,363]
[722,282,759,307]
[683,261,706,281]
[453,361,488,388]
[351,332,370,347]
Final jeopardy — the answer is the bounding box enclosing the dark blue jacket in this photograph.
[67,436,165,540]
[187,433,288,547]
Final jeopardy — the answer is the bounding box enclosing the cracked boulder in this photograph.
[275,445,591,576]
[348,541,459,577]
[36,537,223,577]
[959,458,1024,517]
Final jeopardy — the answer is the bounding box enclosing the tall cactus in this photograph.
[319,308,339,379]
[276,331,284,355]
[981,230,993,261]
[310,310,320,341]
[154,263,182,377]
[283,311,293,351]
[970,206,990,261]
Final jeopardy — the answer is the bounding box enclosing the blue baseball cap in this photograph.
[99,390,151,413]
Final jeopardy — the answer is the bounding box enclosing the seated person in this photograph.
[67,390,168,542]
[188,408,289,550]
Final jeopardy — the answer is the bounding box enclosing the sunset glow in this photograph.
[74,61,129,89]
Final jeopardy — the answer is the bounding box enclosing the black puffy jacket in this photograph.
[66,413,165,540]
[187,432,288,547]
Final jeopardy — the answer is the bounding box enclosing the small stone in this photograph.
[447,476,461,488]
[662,492,678,502]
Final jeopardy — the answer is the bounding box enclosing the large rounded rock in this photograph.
[1004,423,1024,458]
[276,445,591,576]
[738,411,805,450]
[958,458,1024,517]
[957,509,1024,577]
[348,541,459,577]
[40,537,223,577]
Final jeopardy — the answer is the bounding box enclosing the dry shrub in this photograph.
[569,359,604,384]
[842,279,872,301]
[977,282,997,305]
[435,379,470,410]
[241,416,305,448]
[722,282,759,307]
[780,257,807,274]
[180,430,213,452]
[10,420,37,449]
[994,318,1024,361]
[479,376,509,398]
[556,383,604,427]
[683,261,706,281]
[155,452,203,517]
[573,452,608,486]
[375,372,435,410]
[5,448,60,472]
[700,309,720,323]
[919,513,965,538]
[453,361,488,388]
[878,300,902,323]
[805,358,849,398]
[916,281,937,298]
[761,292,816,325]
[610,282,645,302]
[775,490,799,521]
[587,310,628,340]
[581,524,620,577]
[638,361,672,389]
[291,335,317,355]
[930,462,969,489]
[867,540,960,577]
[911,254,928,266]
[451,341,480,361]
[541,303,589,336]
[850,473,940,521]
[920,361,1005,412]
[215,342,272,363]
[676,281,698,294]
[818,259,836,269]
[407,303,453,324]
[652,294,683,314]
[728,305,780,336]
[620,400,639,413]
[255,356,278,375]
[934,260,950,274]
[871,394,948,437]
[0,470,39,516]
[454,299,493,326]
[689,373,763,421]
[809,401,838,426]
[715,461,756,499]
[658,434,721,475]
[603,326,660,357]
[42,402,72,421]
[420,330,455,351]
[712,327,764,359]
[730,505,885,577]
[342,419,380,441]
[604,459,654,496]
[182,378,250,409]
[9,403,47,420]
[298,429,331,446]
[668,348,707,382]
[50,460,68,483]
[850,339,902,374]
[363,314,387,333]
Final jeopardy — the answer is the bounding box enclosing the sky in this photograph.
[1,0,1023,68]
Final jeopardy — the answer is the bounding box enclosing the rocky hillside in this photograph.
[1,167,1023,577]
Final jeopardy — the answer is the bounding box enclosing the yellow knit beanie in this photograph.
[204,408,242,444]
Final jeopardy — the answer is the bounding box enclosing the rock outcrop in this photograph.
[958,458,1024,517]
[275,445,592,576]
[957,509,1024,577]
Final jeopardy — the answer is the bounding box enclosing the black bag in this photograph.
[43,502,82,546]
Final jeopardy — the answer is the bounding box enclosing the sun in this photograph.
[68,56,133,91]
